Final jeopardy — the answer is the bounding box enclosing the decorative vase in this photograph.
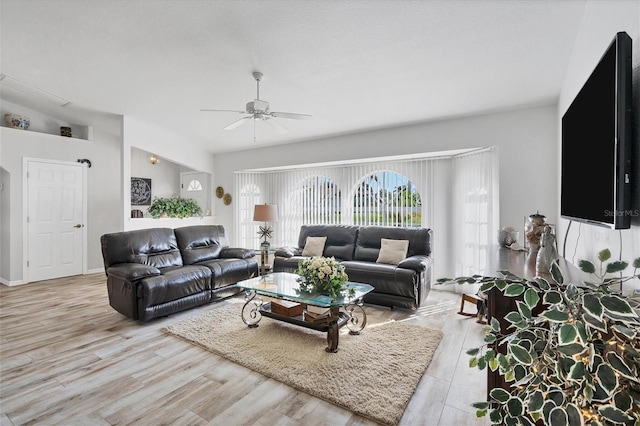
[536,225,558,275]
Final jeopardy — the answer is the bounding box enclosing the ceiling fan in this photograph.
[201,71,311,134]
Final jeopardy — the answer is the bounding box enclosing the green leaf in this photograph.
[611,324,636,340]
[527,390,544,412]
[509,344,533,365]
[558,324,577,344]
[504,311,523,325]
[504,283,525,296]
[479,281,496,293]
[490,317,501,332]
[557,343,586,357]
[471,401,490,410]
[541,309,569,322]
[506,397,524,417]
[466,347,480,356]
[633,257,640,269]
[606,352,635,380]
[598,248,612,262]
[489,387,511,403]
[524,288,540,309]
[578,259,596,274]
[583,293,603,319]
[565,404,583,426]
[469,357,478,368]
[598,405,634,423]
[582,312,607,333]
[484,333,497,344]
[548,406,568,426]
[488,357,499,371]
[550,260,564,285]
[477,356,487,370]
[606,260,628,273]
[543,291,563,305]
[494,279,508,290]
[517,301,531,319]
[535,277,551,290]
[475,408,487,418]
[596,364,618,395]
[601,295,637,317]
[567,360,585,381]
[489,409,502,424]
[613,390,632,411]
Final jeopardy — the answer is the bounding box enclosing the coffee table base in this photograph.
[240,290,367,353]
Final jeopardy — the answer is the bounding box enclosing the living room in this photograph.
[1,1,639,425]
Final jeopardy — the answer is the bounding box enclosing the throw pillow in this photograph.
[376,238,410,265]
[301,236,327,257]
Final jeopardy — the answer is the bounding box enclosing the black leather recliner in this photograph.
[101,225,258,321]
[273,225,433,310]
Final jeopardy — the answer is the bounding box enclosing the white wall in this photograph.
[122,117,216,231]
[557,0,640,293]
[214,104,559,260]
[0,125,122,284]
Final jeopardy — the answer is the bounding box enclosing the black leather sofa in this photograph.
[100,225,258,321]
[273,225,433,310]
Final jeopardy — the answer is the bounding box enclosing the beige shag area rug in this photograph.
[162,303,443,426]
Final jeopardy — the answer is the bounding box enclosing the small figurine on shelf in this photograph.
[536,225,558,275]
[525,211,547,252]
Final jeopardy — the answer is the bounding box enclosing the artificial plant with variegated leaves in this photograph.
[437,249,640,425]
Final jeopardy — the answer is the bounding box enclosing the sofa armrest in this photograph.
[107,263,161,281]
[274,247,301,258]
[219,247,256,259]
[397,255,432,273]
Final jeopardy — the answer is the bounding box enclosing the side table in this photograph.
[254,247,276,275]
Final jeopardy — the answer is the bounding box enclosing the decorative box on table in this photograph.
[270,299,303,317]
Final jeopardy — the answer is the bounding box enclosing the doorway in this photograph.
[24,159,86,283]
[180,171,210,215]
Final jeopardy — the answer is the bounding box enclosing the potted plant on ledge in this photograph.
[438,249,640,425]
[147,195,203,219]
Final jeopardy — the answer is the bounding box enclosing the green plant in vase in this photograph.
[437,249,640,425]
[147,195,203,218]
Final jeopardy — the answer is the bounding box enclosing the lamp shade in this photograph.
[253,204,278,222]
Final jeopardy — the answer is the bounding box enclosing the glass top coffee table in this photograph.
[236,272,374,353]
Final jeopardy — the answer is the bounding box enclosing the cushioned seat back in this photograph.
[354,226,432,262]
[298,225,359,260]
[101,228,183,270]
[175,225,229,265]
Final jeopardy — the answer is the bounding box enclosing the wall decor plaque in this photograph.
[131,177,152,206]
[223,193,232,205]
[216,186,224,198]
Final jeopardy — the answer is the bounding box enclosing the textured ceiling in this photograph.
[0,0,586,154]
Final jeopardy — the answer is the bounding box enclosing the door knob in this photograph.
[74,224,83,228]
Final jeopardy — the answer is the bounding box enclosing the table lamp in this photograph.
[253,204,278,248]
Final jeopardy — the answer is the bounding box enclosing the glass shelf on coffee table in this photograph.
[235,272,374,353]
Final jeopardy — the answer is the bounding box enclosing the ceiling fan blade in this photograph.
[270,111,312,120]
[200,109,246,114]
[223,116,251,130]
[264,117,288,134]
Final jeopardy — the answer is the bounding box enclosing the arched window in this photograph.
[353,171,421,227]
[186,179,203,191]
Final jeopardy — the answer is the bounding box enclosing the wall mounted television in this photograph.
[561,31,633,229]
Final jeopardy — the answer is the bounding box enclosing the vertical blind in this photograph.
[234,149,498,281]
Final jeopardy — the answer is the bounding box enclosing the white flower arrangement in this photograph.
[295,256,353,299]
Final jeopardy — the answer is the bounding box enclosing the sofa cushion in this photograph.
[376,238,409,265]
[137,265,212,305]
[175,225,228,264]
[197,258,259,288]
[297,225,359,260]
[101,228,183,270]
[301,236,327,257]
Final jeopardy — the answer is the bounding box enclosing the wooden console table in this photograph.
[483,246,589,399]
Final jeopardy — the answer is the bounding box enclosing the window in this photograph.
[186,179,202,191]
[301,176,341,224]
[353,171,421,227]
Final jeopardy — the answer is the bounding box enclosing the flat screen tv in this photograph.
[561,31,633,229]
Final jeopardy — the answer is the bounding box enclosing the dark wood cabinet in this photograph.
[483,246,588,399]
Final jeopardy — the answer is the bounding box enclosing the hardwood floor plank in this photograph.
[0,274,488,425]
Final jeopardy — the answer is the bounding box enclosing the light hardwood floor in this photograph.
[1,273,490,426]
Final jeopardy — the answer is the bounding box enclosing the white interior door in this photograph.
[180,172,210,214]
[27,160,85,282]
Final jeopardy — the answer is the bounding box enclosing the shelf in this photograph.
[1,125,93,142]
